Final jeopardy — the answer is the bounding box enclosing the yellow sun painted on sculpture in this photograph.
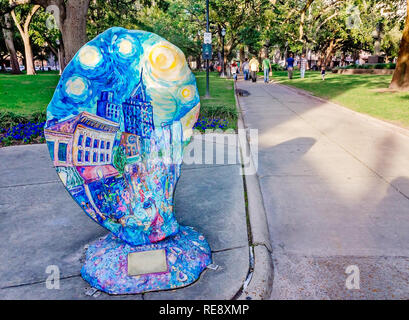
[182,87,191,99]
[148,42,187,81]
[180,85,196,100]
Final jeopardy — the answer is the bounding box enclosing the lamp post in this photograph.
[221,28,226,78]
[56,39,62,75]
[205,0,210,98]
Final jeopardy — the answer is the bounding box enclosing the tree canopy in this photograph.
[0,0,407,87]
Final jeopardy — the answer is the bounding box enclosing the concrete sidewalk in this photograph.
[236,79,409,299]
[0,136,249,299]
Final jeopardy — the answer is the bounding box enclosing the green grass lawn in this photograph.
[271,70,409,129]
[0,72,60,115]
[194,71,236,108]
[194,71,237,131]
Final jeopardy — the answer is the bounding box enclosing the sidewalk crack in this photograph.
[0,180,60,189]
[1,274,80,290]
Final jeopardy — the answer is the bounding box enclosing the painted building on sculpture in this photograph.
[122,74,155,139]
[120,132,141,161]
[44,111,120,168]
[97,91,122,123]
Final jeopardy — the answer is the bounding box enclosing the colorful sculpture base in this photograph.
[81,226,212,294]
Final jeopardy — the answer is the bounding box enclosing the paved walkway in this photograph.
[237,78,409,299]
[0,137,248,299]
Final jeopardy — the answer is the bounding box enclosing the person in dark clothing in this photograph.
[286,53,295,79]
[242,58,250,80]
[321,66,326,80]
[249,57,259,83]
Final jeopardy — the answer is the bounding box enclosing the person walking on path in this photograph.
[286,53,295,79]
[299,53,308,79]
[242,58,250,80]
[249,56,259,82]
[231,61,239,81]
[321,65,326,80]
[262,57,271,83]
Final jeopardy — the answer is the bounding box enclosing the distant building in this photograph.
[122,74,155,139]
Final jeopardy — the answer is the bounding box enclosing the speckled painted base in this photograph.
[81,226,212,294]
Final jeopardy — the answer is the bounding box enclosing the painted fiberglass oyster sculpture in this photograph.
[44,27,211,294]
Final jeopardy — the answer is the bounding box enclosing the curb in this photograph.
[233,81,274,300]
[274,82,409,140]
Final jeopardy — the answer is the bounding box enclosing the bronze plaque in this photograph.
[127,249,168,276]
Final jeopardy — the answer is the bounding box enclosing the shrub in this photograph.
[0,111,47,147]
[0,110,47,129]
[270,63,285,71]
[338,63,396,70]
[193,117,230,132]
[199,104,238,121]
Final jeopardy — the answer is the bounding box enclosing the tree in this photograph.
[390,0,409,90]
[87,0,143,40]
[134,0,205,70]
[9,0,90,70]
[10,4,40,75]
[2,12,21,73]
[113,146,127,176]
[141,0,271,67]
[382,25,402,63]
[30,6,60,63]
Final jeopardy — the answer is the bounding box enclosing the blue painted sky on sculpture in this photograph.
[47,27,200,126]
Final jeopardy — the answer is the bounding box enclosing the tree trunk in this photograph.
[390,0,409,90]
[196,55,201,71]
[29,0,90,70]
[324,39,341,67]
[57,40,66,72]
[10,5,40,75]
[239,47,245,65]
[299,0,314,42]
[22,34,35,74]
[340,52,345,67]
[2,13,21,74]
[60,0,90,66]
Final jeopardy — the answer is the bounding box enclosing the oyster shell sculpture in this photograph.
[44,27,211,294]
